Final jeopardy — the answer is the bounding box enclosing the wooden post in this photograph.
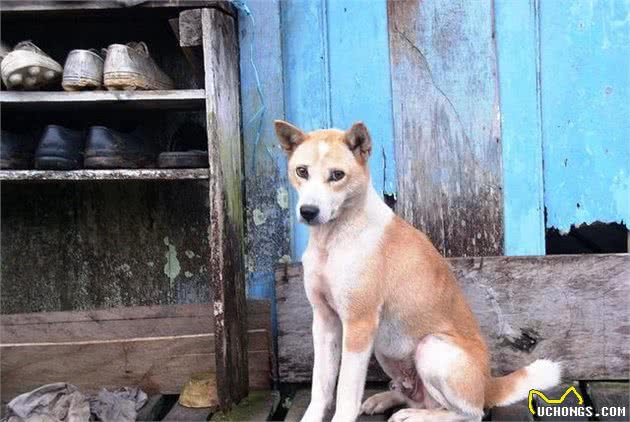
[201,8,249,408]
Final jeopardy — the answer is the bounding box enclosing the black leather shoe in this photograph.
[84,126,154,169]
[158,122,208,168]
[34,125,85,169]
[0,129,38,169]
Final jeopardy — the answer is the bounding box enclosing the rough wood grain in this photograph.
[0,169,208,181]
[1,300,270,343]
[1,180,212,313]
[387,0,503,257]
[238,0,291,333]
[0,90,205,111]
[0,302,271,401]
[587,382,630,421]
[202,7,248,408]
[275,255,629,382]
[178,8,203,47]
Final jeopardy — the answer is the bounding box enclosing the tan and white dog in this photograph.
[274,120,561,422]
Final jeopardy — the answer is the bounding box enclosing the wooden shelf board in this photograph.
[0,89,206,111]
[0,168,209,181]
[0,1,235,18]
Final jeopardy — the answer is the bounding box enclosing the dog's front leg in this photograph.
[331,317,378,422]
[301,306,342,422]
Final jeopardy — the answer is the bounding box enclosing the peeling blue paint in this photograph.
[498,0,629,251]
[540,0,629,232]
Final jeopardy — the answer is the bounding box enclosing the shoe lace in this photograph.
[13,41,47,55]
[86,48,107,59]
[127,41,150,57]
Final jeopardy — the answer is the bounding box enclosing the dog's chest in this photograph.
[302,228,382,315]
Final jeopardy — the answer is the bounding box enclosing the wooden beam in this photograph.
[0,301,270,401]
[275,254,629,382]
[0,89,205,111]
[0,169,209,181]
[202,7,249,408]
[0,1,235,17]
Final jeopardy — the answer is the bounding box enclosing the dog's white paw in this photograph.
[362,391,403,415]
[300,402,327,422]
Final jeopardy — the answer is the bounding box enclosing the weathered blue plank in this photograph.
[327,0,396,196]
[388,0,503,257]
[237,0,290,301]
[280,0,330,258]
[281,0,397,258]
[496,0,546,255]
[540,0,629,232]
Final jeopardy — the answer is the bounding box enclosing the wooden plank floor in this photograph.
[134,381,629,421]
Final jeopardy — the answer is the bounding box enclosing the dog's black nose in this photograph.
[300,205,320,222]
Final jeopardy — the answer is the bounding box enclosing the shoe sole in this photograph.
[84,155,154,169]
[62,75,102,91]
[1,51,62,90]
[34,156,81,170]
[103,71,174,91]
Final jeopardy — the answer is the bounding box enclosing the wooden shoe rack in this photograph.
[0,1,251,410]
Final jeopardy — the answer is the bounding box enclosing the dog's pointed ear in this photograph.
[274,120,305,155]
[344,122,372,161]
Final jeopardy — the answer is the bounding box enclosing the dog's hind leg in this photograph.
[388,335,486,422]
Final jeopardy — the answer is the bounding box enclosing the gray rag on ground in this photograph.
[4,383,148,422]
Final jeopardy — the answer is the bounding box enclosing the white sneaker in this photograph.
[103,42,174,91]
[62,49,106,91]
[1,41,63,90]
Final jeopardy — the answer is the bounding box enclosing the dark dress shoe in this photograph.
[34,125,85,169]
[84,126,154,169]
[0,129,38,169]
[158,122,208,168]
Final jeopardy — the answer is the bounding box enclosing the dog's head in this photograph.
[274,120,372,226]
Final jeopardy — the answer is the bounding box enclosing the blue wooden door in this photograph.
[497,0,629,255]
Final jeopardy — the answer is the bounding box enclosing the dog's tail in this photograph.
[485,359,562,408]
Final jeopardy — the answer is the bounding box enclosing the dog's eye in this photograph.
[329,170,345,182]
[296,166,309,179]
